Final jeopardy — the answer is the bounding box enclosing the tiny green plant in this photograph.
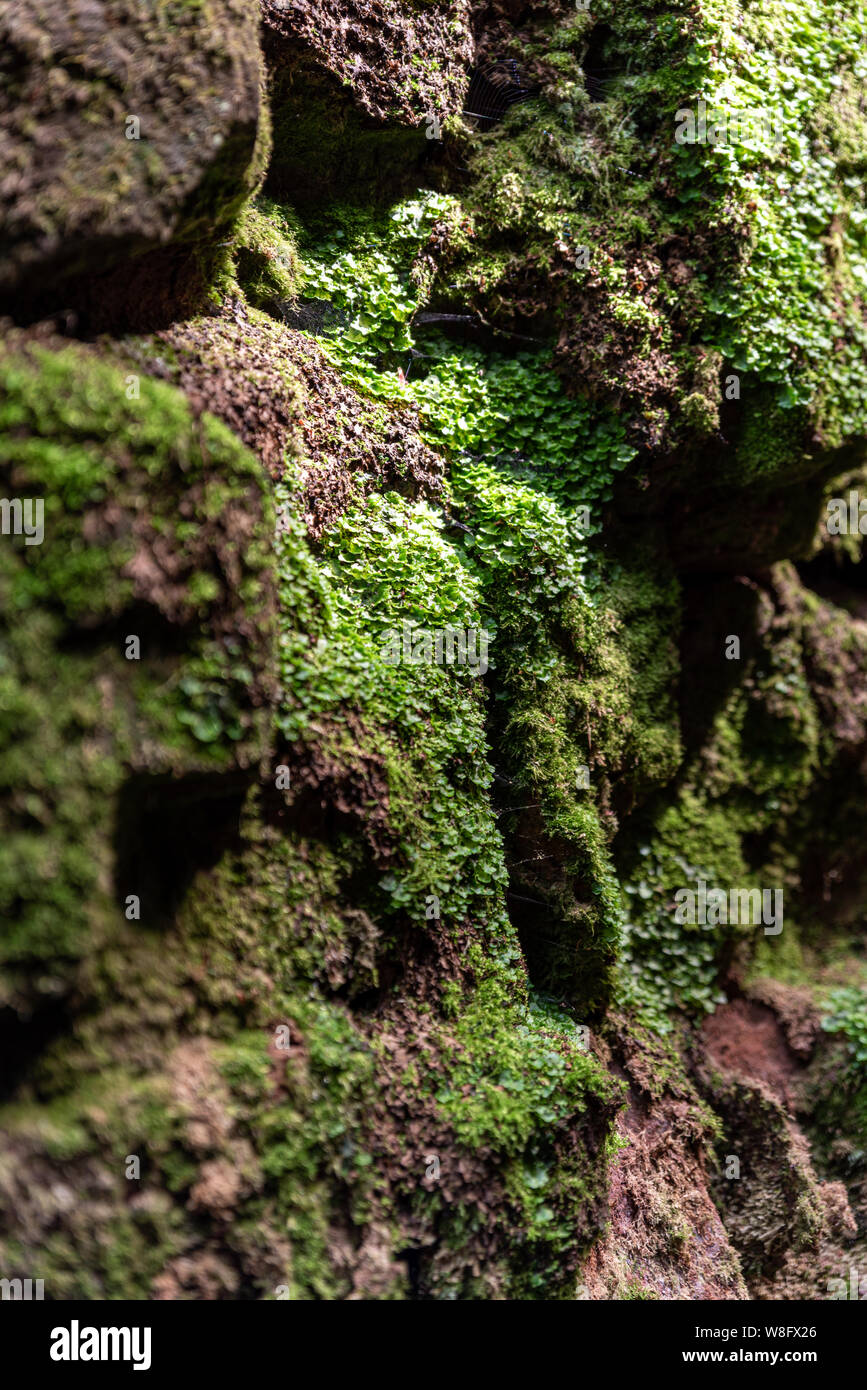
[299,193,635,511]
[822,987,867,1077]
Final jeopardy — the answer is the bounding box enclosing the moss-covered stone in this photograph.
[4,0,867,1305]
[0,331,276,1025]
[0,0,268,326]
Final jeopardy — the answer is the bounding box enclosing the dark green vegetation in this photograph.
[1,0,866,1299]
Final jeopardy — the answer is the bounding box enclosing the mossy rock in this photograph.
[0,332,276,1024]
[702,1070,825,1279]
[0,0,269,325]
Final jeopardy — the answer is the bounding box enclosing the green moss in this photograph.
[231,197,299,310]
[295,192,636,506]
[727,389,812,486]
[0,336,275,1010]
[267,72,427,208]
[687,0,867,444]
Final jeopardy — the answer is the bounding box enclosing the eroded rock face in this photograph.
[583,1022,747,1301]
[695,992,864,1300]
[260,0,476,205]
[262,0,474,127]
[697,1027,826,1278]
[115,297,445,531]
[0,0,267,324]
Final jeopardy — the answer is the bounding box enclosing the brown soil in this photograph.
[701,999,801,1107]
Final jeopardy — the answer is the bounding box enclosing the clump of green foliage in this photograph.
[298,193,635,509]
[299,193,452,377]
[822,987,867,1077]
[620,846,727,1033]
[414,349,634,512]
[273,478,508,930]
[670,0,867,441]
